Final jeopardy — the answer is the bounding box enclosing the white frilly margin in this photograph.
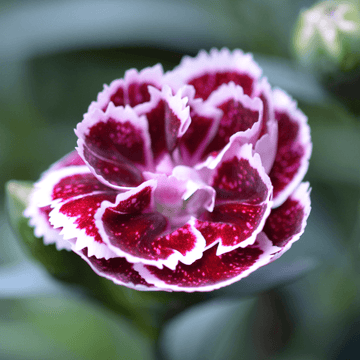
[271,88,312,208]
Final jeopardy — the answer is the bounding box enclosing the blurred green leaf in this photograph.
[160,298,257,360]
[26,47,185,125]
[6,180,88,280]
[0,296,155,360]
[303,102,360,186]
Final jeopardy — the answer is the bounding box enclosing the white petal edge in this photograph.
[271,88,312,208]
[165,48,262,92]
[75,103,153,190]
[133,232,281,292]
[87,64,164,113]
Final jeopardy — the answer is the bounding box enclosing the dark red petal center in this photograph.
[189,71,254,100]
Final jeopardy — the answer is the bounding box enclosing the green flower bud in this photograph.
[293,0,360,72]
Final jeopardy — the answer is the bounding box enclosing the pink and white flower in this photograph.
[25,48,312,292]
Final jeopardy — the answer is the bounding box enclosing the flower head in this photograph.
[25,48,312,292]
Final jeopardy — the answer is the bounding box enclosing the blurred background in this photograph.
[1,0,360,359]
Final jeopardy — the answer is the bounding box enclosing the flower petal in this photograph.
[76,249,160,291]
[134,232,280,292]
[166,48,262,100]
[178,88,223,165]
[28,165,118,259]
[25,204,73,251]
[49,150,86,171]
[197,143,273,252]
[96,181,206,269]
[50,192,118,259]
[264,182,311,257]
[202,82,263,158]
[25,152,87,251]
[135,85,190,162]
[88,64,164,112]
[76,104,153,189]
[269,89,312,207]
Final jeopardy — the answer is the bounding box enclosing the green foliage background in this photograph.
[1,0,360,359]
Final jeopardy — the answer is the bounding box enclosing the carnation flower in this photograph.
[25,48,312,292]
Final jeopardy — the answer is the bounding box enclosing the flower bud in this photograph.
[293,0,360,72]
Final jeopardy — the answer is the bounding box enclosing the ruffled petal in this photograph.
[165,48,262,100]
[96,181,206,270]
[134,232,280,292]
[269,89,312,207]
[76,103,153,189]
[264,182,311,257]
[135,85,190,163]
[202,82,263,157]
[88,64,164,112]
[25,204,73,251]
[76,249,161,291]
[178,86,223,165]
[25,152,87,251]
[196,143,273,253]
[28,166,118,259]
[253,77,278,174]
[50,192,118,259]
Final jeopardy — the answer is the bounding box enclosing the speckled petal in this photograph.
[96,181,206,269]
[165,48,262,100]
[202,82,263,157]
[269,89,312,207]
[264,182,311,258]
[196,143,273,253]
[27,165,118,259]
[76,103,153,189]
[76,248,162,291]
[88,64,164,112]
[134,232,280,292]
[25,152,86,251]
[135,85,190,163]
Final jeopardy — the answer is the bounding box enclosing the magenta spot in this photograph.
[144,243,263,288]
[264,198,304,247]
[52,173,110,202]
[270,112,304,198]
[188,71,254,100]
[203,100,259,156]
[212,157,268,204]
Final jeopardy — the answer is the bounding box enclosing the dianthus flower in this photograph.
[26,49,312,292]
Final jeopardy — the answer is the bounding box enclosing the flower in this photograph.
[25,48,312,292]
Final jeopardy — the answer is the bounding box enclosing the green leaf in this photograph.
[160,298,257,360]
[0,296,155,360]
[5,181,88,280]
